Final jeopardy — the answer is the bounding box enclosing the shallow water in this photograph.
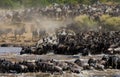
[0,47,22,54]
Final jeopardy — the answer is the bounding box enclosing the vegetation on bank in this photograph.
[0,0,120,9]
[74,15,120,31]
[100,15,120,30]
[75,15,97,26]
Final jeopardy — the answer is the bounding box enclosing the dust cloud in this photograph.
[0,13,74,38]
[32,17,74,34]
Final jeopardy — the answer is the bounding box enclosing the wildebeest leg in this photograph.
[112,56,118,69]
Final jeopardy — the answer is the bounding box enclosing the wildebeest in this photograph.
[102,55,120,69]
[20,30,120,56]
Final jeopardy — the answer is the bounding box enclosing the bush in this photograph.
[100,15,120,30]
[74,14,120,31]
[74,15,98,30]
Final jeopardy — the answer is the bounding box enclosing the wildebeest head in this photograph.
[102,55,109,61]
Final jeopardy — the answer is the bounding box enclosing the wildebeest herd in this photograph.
[16,28,120,74]
[0,2,120,75]
[20,28,120,56]
[0,55,120,74]
[0,3,120,23]
[0,3,119,40]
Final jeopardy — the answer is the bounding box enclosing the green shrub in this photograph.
[100,15,120,30]
[74,14,120,31]
[74,15,98,28]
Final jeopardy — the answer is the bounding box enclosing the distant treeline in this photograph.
[0,0,120,9]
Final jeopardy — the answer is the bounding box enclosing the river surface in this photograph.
[0,47,22,54]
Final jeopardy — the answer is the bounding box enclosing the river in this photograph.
[0,47,22,54]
